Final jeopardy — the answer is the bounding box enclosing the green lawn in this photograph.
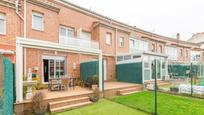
[113,91,204,115]
[54,99,148,115]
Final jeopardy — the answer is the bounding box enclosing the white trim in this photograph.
[16,37,102,55]
[15,37,103,102]
[15,43,23,103]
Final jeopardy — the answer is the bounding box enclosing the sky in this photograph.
[67,0,204,41]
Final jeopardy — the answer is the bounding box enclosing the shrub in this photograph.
[35,82,45,90]
[90,87,100,102]
[91,75,99,85]
[32,92,47,115]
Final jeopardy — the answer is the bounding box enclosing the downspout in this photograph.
[16,0,27,80]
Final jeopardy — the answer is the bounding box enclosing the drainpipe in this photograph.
[16,0,27,76]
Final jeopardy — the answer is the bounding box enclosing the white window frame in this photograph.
[119,37,125,47]
[32,12,44,31]
[59,26,74,38]
[105,32,112,45]
[165,46,178,60]
[129,38,148,52]
[0,13,6,35]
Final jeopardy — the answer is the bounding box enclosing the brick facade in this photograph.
[0,0,203,81]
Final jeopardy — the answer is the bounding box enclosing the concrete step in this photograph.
[49,97,90,109]
[117,86,143,95]
[50,101,93,113]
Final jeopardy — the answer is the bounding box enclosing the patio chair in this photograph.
[84,77,92,89]
[61,77,69,91]
[49,79,60,91]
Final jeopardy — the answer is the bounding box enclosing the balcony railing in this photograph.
[59,36,99,50]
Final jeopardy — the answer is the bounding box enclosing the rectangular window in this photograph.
[151,44,156,52]
[117,56,123,62]
[32,12,44,31]
[124,55,131,60]
[130,39,135,48]
[119,37,125,47]
[59,26,74,38]
[80,31,91,40]
[0,13,6,35]
[130,38,148,52]
[165,46,178,60]
[105,32,112,45]
[186,49,189,57]
[180,49,183,56]
[159,45,163,53]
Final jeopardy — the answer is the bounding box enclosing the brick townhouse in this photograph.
[0,0,203,104]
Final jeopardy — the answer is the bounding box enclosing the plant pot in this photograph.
[92,84,98,90]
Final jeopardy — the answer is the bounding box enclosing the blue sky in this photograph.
[67,0,204,41]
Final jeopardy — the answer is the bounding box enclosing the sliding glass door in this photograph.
[43,56,66,83]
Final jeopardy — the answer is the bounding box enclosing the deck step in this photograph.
[120,91,140,95]
[50,101,93,113]
[117,86,143,95]
[49,96,92,113]
[49,97,90,109]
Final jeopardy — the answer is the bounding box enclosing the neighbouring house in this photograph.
[0,0,204,115]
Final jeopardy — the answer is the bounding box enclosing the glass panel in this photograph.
[144,70,150,80]
[60,60,65,76]
[0,19,4,34]
[124,55,131,60]
[60,27,66,37]
[49,60,55,79]
[33,14,43,30]
[56,60,60,78]
[67,29,74,38]
[157,60,161,79]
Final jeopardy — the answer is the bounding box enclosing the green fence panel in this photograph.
[168,64,204,78]
[116,62,143,84]
[80,61,99,81]
[0,56,14,115]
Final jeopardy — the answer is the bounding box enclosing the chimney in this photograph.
[176,33,180,40]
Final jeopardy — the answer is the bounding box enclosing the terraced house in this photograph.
[0,0,204,115]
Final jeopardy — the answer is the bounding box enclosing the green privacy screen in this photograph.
[168,64,204,78]
[80,61,99,81]
[0,55,14,115]
[116,62,143,84]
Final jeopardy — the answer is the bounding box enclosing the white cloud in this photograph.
[66,0,204,40]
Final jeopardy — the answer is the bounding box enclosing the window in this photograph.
[124,55,131,60]
[119,37,124,47]
[105,32,112,45]
[129,38,148,52]
[0,13,6,35]
[186,49,189,57]
[32,12,44,31]
[59,26,74,38]
[151,44,156,52]
[130,39,135,48]
[159,45,163,53]
[180,49,183,56]
[165,46,178,60]
[80,31,91,40]
[117,56,123,62]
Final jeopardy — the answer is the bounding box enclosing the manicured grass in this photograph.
[54,99,148,115]
[113,91,204,115]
